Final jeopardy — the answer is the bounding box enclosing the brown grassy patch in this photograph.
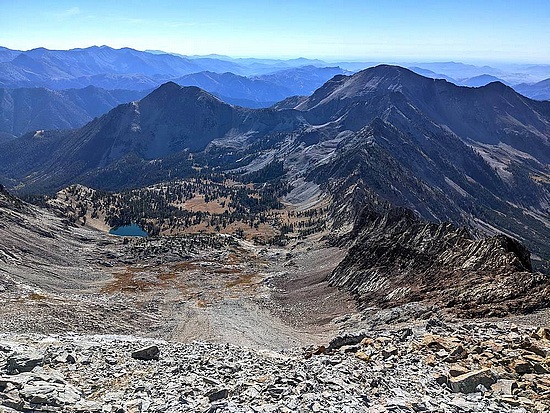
[183,195,230,214]
[28,292,48,300]
[226,273,256,288]
[215,267,241,274]
[172,262,199,271]
[102,267,153,293]
[102,261,200,294]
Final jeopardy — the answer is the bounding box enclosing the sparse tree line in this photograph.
[39,170,329,242]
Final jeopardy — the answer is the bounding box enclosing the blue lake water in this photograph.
[109,223,148,237]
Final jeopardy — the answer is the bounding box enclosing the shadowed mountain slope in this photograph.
[0,82,305,192]
[295,65,549,163]
[516,78,550,101]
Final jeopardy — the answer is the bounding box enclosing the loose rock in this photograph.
[131,345,159,361]
[449,369,496,393]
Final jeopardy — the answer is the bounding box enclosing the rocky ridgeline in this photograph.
[1,319,549,413]
[329,207,550,317]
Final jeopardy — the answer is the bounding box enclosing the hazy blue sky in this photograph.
[1,0,549,62]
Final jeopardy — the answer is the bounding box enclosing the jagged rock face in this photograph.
[328,207,550,317]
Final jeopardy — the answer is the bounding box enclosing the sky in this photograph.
[1,0,550,63]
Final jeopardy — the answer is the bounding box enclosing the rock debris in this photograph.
[1,319,549,412]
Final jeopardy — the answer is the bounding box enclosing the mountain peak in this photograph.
[158,81,181,91]
[142,82,224,106]
[139,81,182,103]
[482,80,511,91]
[296,64,429,112]
[353,64,428,83]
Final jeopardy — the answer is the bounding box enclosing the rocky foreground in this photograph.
[1,318,550,413]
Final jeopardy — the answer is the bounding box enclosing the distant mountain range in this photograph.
[0,65,548,269]
[173,66,347,108]
[173,72,288,108]
[0,46,352,111]
[1,46,549,104]
[515,78,550,101]
[0,45,345,89]
[406,64,550,100]
[0,86,148,138]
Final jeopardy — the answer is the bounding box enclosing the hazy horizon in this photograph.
[2,43,549,68]
[1,1,550,64]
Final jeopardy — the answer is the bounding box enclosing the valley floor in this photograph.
[0,229,355,350]
[1,214,550,412]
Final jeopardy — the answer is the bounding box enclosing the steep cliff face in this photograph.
[328,207,549,317]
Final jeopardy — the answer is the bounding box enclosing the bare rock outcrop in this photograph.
[329,207,550,316]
